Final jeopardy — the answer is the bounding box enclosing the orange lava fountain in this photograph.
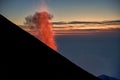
[35,0,57,51]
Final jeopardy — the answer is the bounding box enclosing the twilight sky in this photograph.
[0,0,120,25]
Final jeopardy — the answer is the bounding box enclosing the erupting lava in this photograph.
[34,0,57,51]
[35,12,57,51]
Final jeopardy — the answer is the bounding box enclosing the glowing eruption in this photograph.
[35,12,57,51]
[34,0,57,51]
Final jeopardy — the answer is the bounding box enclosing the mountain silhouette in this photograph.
[0,14,101,80]
[0,64,8,80]
[98,75,120,80]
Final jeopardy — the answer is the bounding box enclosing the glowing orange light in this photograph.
[35,0,57,51]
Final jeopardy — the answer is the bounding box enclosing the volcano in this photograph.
[0,14,101,80]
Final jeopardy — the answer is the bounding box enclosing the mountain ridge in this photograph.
[0,14,101,80]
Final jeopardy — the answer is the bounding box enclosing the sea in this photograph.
[55,29,120,78]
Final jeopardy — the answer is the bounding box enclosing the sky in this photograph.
[0,0,120,25]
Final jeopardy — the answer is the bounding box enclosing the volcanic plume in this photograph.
[33,0,57,51]
[35,11,57,51]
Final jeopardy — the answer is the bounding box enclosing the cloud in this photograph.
[53,20,120,25]
[52,22,67,25]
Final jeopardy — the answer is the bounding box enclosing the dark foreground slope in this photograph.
[0,64,8,80]
[0,14,101,80]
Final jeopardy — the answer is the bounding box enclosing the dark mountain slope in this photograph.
[0,14,101,80]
